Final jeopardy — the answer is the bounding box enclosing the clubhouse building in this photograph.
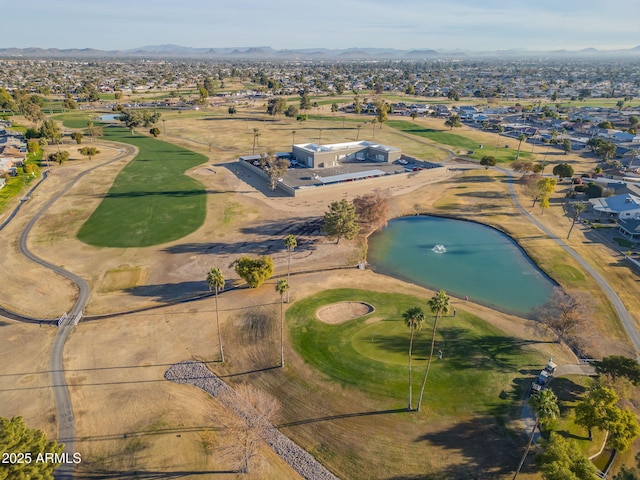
[238,140,443,196]
[291,140,402,168]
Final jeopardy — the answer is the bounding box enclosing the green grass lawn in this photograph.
[0,149,43,213]
[288,288,541,416]
[53,112,96,129]
[387,119,533,163]
[76,126,207,247]
[547,376,607,456]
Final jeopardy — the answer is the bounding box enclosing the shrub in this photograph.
[586,182,605,198]
[234,256,274,288]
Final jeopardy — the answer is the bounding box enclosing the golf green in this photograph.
[288,289,541,416]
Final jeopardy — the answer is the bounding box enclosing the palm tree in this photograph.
[494,125,504,155]
[403,306,425,411]
[291,130,296,145]
[252,128,260,154]
[275,279,290,368]
[567,202,586,239]
[416,290,450,412]
[356,124,362,140]
[284,235,297,303]
[515,134,527,160]
[513,389,559,479]
[628,149,638,171]
[206,267,226,363]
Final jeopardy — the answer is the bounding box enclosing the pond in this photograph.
[95,114,121,122]
[367,216,555,316]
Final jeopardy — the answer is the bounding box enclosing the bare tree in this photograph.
[533,287,592,354]
[353,191,390,235]
[234,384,280,473]
[260,153,290,190]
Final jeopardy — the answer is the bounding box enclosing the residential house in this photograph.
[618,218,640,241]
[456,105,479,120]
[589,193,640,219]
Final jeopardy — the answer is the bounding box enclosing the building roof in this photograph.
[316,169,386,184]
[589,193,640,214]
[618,218,640,234]
[293,140,399,154]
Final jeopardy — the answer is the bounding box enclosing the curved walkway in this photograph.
[3,143,136,480]
[499,167,640,356]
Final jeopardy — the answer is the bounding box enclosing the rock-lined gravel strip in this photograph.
[165,361,340,480]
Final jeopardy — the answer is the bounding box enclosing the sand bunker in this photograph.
[316,302,374,324]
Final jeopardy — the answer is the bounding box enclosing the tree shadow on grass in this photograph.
[277,407,407,428]
[454,175,497,184]
[551,376,587,405]
[368,326,544,373]
[125,281,207,302]
[403,369,539,479]
[162,238,316,256]
[104,189,205,198]
[412,415,521,479]
[74,469,237,478]
[455,191,507,199]
[238,217,324,237]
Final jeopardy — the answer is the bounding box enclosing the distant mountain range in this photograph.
[1,44,640,60]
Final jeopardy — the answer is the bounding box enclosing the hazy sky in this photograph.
[3,0,639,51]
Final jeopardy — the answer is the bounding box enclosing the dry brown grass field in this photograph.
[1,101,639,478]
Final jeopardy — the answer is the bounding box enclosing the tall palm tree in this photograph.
[416,290,450,412]
[494,125,505,155]
[403,306,425,411]
[284,235,297,303]
[513,389,559,479]
[628,148,638,171]
[206,267,226,363]
[252,128,260,154]
[515,134,527,160]
[275,279,290,368]
[567,202,586,239]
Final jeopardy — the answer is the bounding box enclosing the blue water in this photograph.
[96,114,121,122]
[367,216,554,316]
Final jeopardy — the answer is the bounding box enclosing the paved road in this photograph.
[500,167,640,357]
[7,143,136,480]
